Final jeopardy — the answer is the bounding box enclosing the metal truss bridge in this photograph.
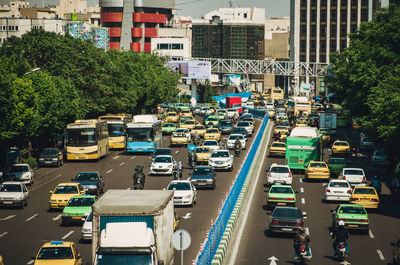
[192,58,329,78]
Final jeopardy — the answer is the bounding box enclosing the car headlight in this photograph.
[167,165,172,168]
[39,158,44,161]
[49,200,57,203]
[88,185,97,189]
[184,195,192,199]
[82,228,91,233]
[52,158,58,161]
[18,196,24,200]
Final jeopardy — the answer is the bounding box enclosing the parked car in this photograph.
[71,172,105,195]
[0,181,29,208]
[167,180,197,206]
[7,164,34,185]
[38,147,64,167]
[269,206,306,235]
[190,166,216,189]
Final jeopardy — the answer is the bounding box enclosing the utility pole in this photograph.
[228,0,233,8]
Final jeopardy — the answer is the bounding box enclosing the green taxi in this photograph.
[205,115,219,128]
[331,204,369,233]
[267,184,296,209]
[327,157,348,177]
[162,123,177,135]
[62,195,98,226]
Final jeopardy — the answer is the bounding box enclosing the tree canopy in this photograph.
[0,29,180,151]
[327,4,400,157]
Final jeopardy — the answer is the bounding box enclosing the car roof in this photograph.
[12,163,29,166]
[329,179,349,183]
[270,184,292,188]
[343,167,364,170]
[41,241,74,248]
[169,180,191,184]
[212,149,229,153]
[155,155,173,158]
[338,203,364,208]
[194,165,212,169]
[270,164,289,168]
[0,181,24,185]
[77,172,99,174]
[56,182,80,186]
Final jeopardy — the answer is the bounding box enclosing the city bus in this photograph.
[98,114,128,149]
[126,114,162,153]
[285,127,322,171]
[66,120,109,160]
[287,96,311,116]
[271,87,284,101]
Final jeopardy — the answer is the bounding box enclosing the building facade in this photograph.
[290,0,388,64]
[191,8,265,60]
[99,0,174,51]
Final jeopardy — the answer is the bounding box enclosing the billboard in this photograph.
[167,61,211,80]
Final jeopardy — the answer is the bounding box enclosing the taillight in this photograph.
[308,170,314,173]
[371,199,379,202]
[288,172,292,178]
[268,172,271,177]
[272,220,279,225]
[285,158,288,164]
[362,176,366,182]
[323,171,329,173]
[287,198,295,201]
[338,218,346,221]
[347,189,352,194]
[343,176,346,180]
[295,222,303,226]
[269,197,277,200]
[351,198,359,201]
[360,219,368,222]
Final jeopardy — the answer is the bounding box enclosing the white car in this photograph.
[227,134,246,149]
[265,103,274,110]
[208,150,233,171]
[227,108,239,118]
[339,168,366,186]
[266,164,292,185]
[7,163,34,185]
[150,155,176,175]
[203,140,220,151]
[81,212,93,240]
[175,128,191,141]
[245,101,254,108]
[167,180,197,206]
[0,181,29,208]
[236,121,253,136]
[324,180,352,202]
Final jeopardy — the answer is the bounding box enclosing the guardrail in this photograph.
[196,112,269,265]
[244,107,267,119]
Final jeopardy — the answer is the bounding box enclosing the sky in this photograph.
[0,0,290,19]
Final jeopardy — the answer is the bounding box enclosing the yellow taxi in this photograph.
[180,120,199,130]
[331,140,350,156]
[170,132,189,146]
[180,109,193,118]
[195,146,212,164]
[191,125,207,137]
[296,118,309,127]
[165,112,179,123]
[174,212,180,231]
[305,161,330,181]
[49,183,85,210]
[274,126,290,140]
[33,241,82,265]
[350,186,379,209]
[267,109,275,119]
[269,141,286,157]
[319,128,331,142]
[204,128,221,141]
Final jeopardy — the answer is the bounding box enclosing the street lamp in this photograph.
[24,68,41,75]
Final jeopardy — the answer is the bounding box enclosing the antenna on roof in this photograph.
[228,0,233,8]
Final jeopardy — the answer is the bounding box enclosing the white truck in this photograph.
[319,113,337,134]
[92,190,174,265]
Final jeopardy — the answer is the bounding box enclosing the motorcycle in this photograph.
[173,163,183,180]
[298,245,312,264]
[133,177,144,190]
[193,136,201,146]
[336,241,348,262]
[350,147,357,160]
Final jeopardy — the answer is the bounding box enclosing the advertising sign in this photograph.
[167,61,211,80]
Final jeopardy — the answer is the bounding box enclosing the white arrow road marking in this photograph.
[119,162,125,166]
[106,169,113,174]
[113,156,120,159]
[377,250,385,260]
[61,231,74,240]
[52,214,62,221]
[130,156,136,159]
[175,150,179,154]
[300,187,304,193]
[369,229,374,239]
[0,232,8,238]
[340,261,351,265]
[26,214,38,222]
[26,260,34,264]
[305,227,310,235]
[299,178,303,183]
[182,213,192,219]
[301,198,305,204]
[0,215,16,221]
[267,256,279,265]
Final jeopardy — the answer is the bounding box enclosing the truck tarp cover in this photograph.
[93,190,174,216]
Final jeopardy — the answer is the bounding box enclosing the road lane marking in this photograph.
[130,156,136,159]
[175,150,179,154]
[30,174,63,192]
[301,198,305,204]
[305,227,310,235]
[300,187,304,193]
[0,232,8,238]
[52,214,62,221]
[26,260,34,264]
[106,169,113,174]
[26,214,38,222]
[119,162,125,166]
[61,231,74,240]
[0,215,16,221]
[377,250,385,260]
[299,178,303,183]
[113,156,120,159]
[369,229,374,239]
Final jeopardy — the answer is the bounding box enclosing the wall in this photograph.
[265,32,290,59]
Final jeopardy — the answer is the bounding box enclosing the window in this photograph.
[157,43,168,49]
[244,13,247,18]
[171,43,183,50]
[15,26,18,31]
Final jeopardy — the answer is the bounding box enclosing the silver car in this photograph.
[7,164,34,185]
[0,181,29,208]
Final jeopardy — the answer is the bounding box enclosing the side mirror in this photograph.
[76,255,81,259]
[49,191,53,194]
[330,210,335,213]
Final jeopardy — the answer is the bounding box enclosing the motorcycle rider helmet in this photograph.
[338,220,345,227]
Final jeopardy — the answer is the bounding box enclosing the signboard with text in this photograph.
[167,61,211,80]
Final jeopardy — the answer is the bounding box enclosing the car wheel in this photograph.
[57,161,61,167]
[61,218,68,226]
[60,160,63,166]
[19,202,24,209]
[229,166,233,172]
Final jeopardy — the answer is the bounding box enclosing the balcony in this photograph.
[131,28,143,37]
[109,27,121,37]
[101,12,123,22]
[133,13,166,23]
[131,42,141,52]
[144,28,157,37]
[109,42,120,50]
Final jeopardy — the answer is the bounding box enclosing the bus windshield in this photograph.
[67,129,97,146]
[108,123,124,137]
[127,128,152,142]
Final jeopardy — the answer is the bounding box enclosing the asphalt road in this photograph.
[0,118,261,265]
[232,126,400,265]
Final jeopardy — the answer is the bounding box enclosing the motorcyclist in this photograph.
[331,220,349,256]
[294,227,311,259]
[371,176,382,194]
[133,166,146,189]
[174,160,183,180]
[188,150,196,168]
[193,131,200,145]
[234,138,241,156]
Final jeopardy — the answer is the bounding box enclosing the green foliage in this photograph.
[198,81,217,103]
[327,4,400,156]
[0,29,180,154]
[23,157,38,169]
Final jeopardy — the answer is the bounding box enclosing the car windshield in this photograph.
[37,247,73,259]
[192,167,212,176]
[237,122,249,127]
[207,117,217,121]
[272,143,286,148]
[163,123,175,128]
[10,165,29,172]
[154,156,172,163]
[270,167,289,173]
[273,208,300,218]
[270,187,293,194]
[41,148,59,155]
[75,173,98,181]
[212,152,229,158]
[176,129,188,133]
[184,121,195,125]
[196,148,210,153]
[153,149,171,156]
[207,129,218,134]
[67,197,95,207]
[0,184,22,192]
[167,113,176,116]
[173,133,186,138]
[126,128,152,142]
[354,188,376,195]
[329,182,349,188]
[344,169,363,175]
[108,123,124,136]
[328,158,345,164]
[229,135,243,140]
[204,141,217,146]
[339,206,366,215]
[309,163,327,168]
[279,122,290,126]
[168,182,191,191]
[193,126,205,130]
[334,142,349,146]
[54,186,78,194]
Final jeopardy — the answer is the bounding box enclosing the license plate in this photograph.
[277,202,286,205]
[198,182,207,186]
[138,149,143,151]
[45,161,52,164]
[3,201,13,205]
[334,191,343,194]
[282,228,293,231]
[58,204,64,207]
[348,224,358,227]
[361,198,369,201]
[73,216,82,220]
